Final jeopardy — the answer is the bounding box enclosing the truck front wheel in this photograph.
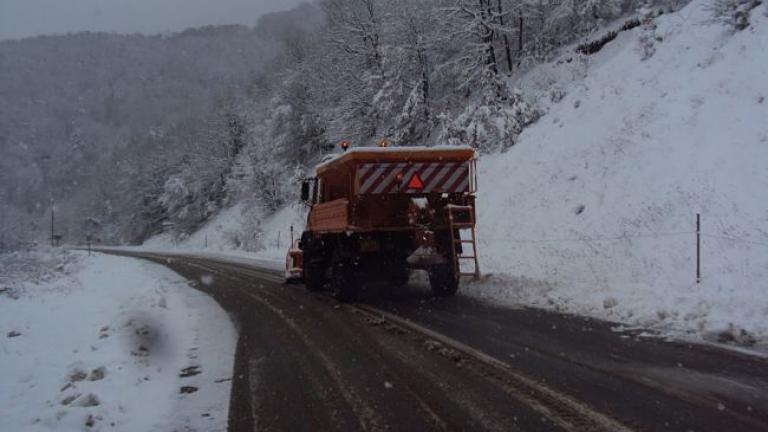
[428,264,458,296]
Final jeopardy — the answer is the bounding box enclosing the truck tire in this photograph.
[428,264,459,296]
[331,255,358,302]
[387,267,410,287]
[303,256,325,292]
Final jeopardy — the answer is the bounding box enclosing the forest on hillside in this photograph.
[0,0,682,250]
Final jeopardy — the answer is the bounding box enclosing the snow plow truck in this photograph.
[285,142,479,301]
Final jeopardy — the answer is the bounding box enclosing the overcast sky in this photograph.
[0,0,306,41]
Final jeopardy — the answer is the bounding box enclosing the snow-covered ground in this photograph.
[0,249,236,431]
[145,0,768,351]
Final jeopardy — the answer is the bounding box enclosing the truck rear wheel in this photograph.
[387,266,410,287]
[331,255,359,302]
[428,264,458,296]
[303,256,325,292]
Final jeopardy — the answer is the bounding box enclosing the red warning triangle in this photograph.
[407,173,424,189]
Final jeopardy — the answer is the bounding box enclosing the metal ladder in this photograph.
[446,204,480,280]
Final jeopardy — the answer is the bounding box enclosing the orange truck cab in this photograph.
[285,144,479,300]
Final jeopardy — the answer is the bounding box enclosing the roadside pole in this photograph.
[51,207,55,247]
[696,213,701,284]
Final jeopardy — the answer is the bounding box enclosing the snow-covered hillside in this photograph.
[151,0,767,349]
[472,0,768,346]
[142,202,306,265]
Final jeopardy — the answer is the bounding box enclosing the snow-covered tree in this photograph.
[441,77,540,152]
[708,0,762,30]
[0,0,660,248]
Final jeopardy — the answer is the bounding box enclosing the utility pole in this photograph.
[696,213,701,284]
[51,206,55,247]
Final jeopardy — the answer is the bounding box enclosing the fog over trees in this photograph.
[0,0,672,250]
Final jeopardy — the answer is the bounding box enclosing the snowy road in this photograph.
[100,249,768,431]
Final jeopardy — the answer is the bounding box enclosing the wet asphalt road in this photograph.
[100,250,768,431]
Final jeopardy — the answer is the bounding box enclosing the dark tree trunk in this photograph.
[497,0,514,74]
[478,0,499,75]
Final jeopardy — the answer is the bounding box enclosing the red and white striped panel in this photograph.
[356,162,470,194]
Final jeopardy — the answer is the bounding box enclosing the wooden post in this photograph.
[696,213,701,284]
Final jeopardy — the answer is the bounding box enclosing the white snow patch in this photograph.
[0,251,236,431]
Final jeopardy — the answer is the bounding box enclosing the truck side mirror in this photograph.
[301,180,310,202]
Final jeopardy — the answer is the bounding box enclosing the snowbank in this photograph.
[0,251,236,431]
